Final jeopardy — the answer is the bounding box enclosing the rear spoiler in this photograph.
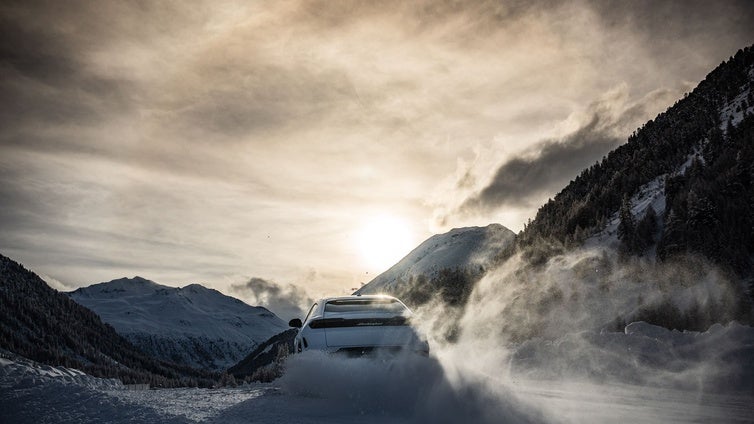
[309,316,409,329]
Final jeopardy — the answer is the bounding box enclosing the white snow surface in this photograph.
[0,352,265,423]
[69,277,289,370]
[586,174,667,250]
[356,224,515,295]
[584,146,706,252]
[3,320,753,423]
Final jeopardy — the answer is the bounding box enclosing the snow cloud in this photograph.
[231,277,313,321]
[367,246,754,422]
[411,246,752,391]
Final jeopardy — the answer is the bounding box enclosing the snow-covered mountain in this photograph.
[69,277,289,371]
[0,254,216,387]
[356,224,515,298]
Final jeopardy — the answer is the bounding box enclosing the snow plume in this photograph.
[381,247,751,421]
[432,247,753,391]
[277,351,551,424]
[230,278,313,321]
[456,248,745,344]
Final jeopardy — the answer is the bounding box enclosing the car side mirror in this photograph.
[289,318,302,328]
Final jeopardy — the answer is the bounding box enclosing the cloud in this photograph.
[231,277,314,321]
[1,0,753,291]
[0,14,133,131]
[433,84,685,226]
[463,118,621,212]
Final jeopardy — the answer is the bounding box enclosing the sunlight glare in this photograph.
[356,215,415,272]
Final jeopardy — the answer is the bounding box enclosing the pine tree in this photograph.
[636,205,658,253]
[617,195,636,253]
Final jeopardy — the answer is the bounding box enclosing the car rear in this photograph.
[296,296,429,356]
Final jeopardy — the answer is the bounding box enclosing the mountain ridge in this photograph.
[69,277,289,370]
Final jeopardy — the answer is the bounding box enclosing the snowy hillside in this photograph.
[355,224,515,296]
[585,163,670,251]
[520,47,754,289]
[719,73,754,131]
[586,66,754,253]
[69,277,289,370]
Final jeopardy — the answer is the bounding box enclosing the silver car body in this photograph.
[291,295,429,356]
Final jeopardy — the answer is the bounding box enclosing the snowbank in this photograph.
[0,354,122,391]
[0,353,264,423]
[0,354,193,423]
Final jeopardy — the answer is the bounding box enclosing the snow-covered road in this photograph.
[3,353,753,423]
[4,371,752,423]
[3,320,754,423]
[514,379,754,424]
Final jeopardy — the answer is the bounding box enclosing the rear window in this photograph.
[324,298,407,314]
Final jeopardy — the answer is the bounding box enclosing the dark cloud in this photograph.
[0,15,79,85]
[462,117,621,214]
[231,277,314,321]
[588,0,754,47]
[585,0,754,90]
[293,0,754,60]
[0,8,137,122]
[456,85,683,216]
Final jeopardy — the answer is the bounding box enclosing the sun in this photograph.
[356,214,415,272]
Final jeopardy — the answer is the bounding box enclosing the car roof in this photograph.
[318,294,399,303]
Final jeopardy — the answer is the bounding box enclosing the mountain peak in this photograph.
[111,276,155,285]
[105,276,150,282]
[357,223,515,297]
[71,276,162,297]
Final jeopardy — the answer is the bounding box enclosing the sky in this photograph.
[1,0,753,306]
